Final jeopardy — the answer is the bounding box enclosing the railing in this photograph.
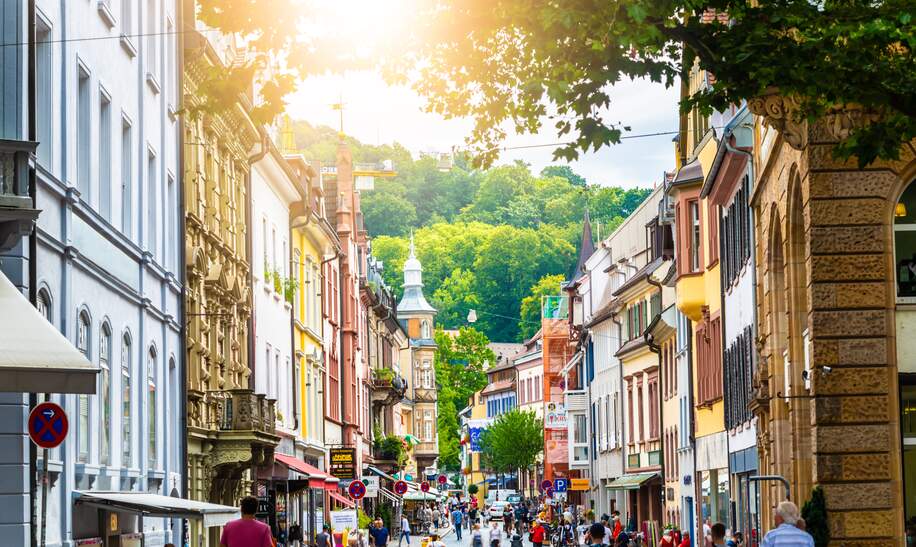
[0,139,36,207]
[209,389,276,435]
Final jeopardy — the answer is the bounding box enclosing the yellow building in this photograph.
[669,60,726,531]
[287,152,339,467]
[183,26,278,547]
[460,391,489,506]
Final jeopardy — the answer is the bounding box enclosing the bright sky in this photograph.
[285,71,680,190]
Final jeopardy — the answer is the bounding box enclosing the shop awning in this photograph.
[605,473,659,491]
[74,491,239,528]
[0,273,97,393]
[365,465,398,482]
[275,453,336,491]
[328,491,355,508]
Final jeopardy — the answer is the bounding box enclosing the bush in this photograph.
[801,486,829,547]
[374,434,407,465]
[467,484,479,495]
[358,508,372,529]
[373,367,395,383]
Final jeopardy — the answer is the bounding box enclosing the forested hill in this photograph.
[292,120,652,342]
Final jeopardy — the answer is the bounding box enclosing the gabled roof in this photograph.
[569,210,596,284]
[611,256,664,297]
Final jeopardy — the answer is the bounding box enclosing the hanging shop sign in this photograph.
[329,448,357,480]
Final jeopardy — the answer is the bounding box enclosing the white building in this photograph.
[252,140,301,440]
[26,0,184,544]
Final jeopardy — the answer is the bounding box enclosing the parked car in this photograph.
[488,501,511,519]
[506,494,522,504]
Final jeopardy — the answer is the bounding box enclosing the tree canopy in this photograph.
[200,1,915,167]
[478,409,544,474]
[434,327,496,471]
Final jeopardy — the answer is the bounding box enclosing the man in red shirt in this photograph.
[530,519,546,547]
[220,496,275,547]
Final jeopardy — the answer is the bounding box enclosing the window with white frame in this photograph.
[37,289,51,321]
[36,22,52,168]
[147,149,157,255]
[121,118,133,236]
[99,91,112,220]
[147,347,157,467]
[121,333,132,466]
[77,311,90,462]
[77,65,91,199]
[571,413,589,464]
[99,325,112,465]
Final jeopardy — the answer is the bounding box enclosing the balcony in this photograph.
[371,368,408,407]
[0,139,39,252]
[217,389,277,435]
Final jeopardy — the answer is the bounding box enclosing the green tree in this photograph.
[432,269,481,330]
[477,409,544,474]
[801,487,830,547]
[518,274,566,341]
[434,327,495,471]
[540,165,587,187]
[361,192,418,237]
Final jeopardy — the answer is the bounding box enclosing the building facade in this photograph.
[25,0,184,544]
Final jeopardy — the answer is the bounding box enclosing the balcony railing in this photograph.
[0,139,34,207]
[209,389,276,435]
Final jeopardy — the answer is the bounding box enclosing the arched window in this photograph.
[421,320,430,339]
[99,324,112,465]
[37,288,52,322]
[76,311,91,462]
[121,332,132,467]
[896,182,916,302]
[147,347,157,467]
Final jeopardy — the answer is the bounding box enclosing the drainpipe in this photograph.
[612,314,625,514]
[177,0,188,509]
[247,131,269,392]
[646,276,665,514]
[27,1,39,546]
[320,252,340,455]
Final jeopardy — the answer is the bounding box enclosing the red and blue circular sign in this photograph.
[437,474,447,485]
[540,479,552,491]
[28,402,68,449]
[394,480,409,495]
[420,481,430,493]
[348,480,367,500]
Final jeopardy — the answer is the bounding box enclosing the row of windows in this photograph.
[293,249,322,333]
[663,425,680,481]
[518,374,542,404]
[724,326,755,429]
[413,409,436,442]
[721,175,753,288]
[486,394,516,418]
[38,289,166,469]
[626,374,660,445]
[594,392,620,453]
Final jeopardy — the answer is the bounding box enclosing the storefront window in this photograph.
[700,469,730,526]
[895,182,916,301]
[901,382,916,523]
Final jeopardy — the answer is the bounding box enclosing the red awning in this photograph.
[274,453,334,491]
[329,491,355,508]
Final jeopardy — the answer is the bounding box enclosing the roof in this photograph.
[0,271,98,393]
[398,286,437,314]
[584,299,620,328]
[615,336,649,358]
[569,210,596,284]
[481,379,514,395]
[670,158,704,187]
[611,256,664,297]
[74,491,239,528]
[489,342,525,360]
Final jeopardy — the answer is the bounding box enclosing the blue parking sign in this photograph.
[553,478,568,493]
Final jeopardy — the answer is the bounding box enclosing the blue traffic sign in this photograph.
[553,478,568,493]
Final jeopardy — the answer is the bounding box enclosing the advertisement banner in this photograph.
[329,448,357,479]
[545,402,568,430]
[330,510,358,532]
[469,427,484,452]
[361,475,380,498]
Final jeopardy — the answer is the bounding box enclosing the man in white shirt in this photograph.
[399,515,412,546]
[761,501,815,547]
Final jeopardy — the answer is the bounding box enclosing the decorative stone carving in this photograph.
[747,91,808,150]
[822,105,883,141]
[210,441,254,468]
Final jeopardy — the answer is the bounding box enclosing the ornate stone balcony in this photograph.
[370,368,408,408]
[0,139,39,252]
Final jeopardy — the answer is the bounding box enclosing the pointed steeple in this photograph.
[571,209,596,282]
[398,234,436,314]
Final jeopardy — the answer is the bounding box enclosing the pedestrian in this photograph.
[454,505,465,540]
[585,523,605,547]
[504,507,514,535]
[710,524,726,546]
[490,519,504,547]
[678,532,690,547]
[473,524,484,547]
[659,528,676,547]
[613,531,629,547]
[399,514,411,546]
[610,513,622,542]
[530,519,546,547]
[428,534,446,547]
[760,501,814,547]
[219,496,274,547]
[432,507,442,531]
[731,532,744,547]
[317,525,332,547]
[369,519,390,547]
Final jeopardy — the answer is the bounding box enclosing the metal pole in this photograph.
[747,475,789,501]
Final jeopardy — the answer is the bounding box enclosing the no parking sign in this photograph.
[29,402,68,449]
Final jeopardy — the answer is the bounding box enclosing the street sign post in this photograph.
[553,478,568,493]
[394,480,409,496]
[437,474,447,486]
[28,402,68,449]
[348,480,367,500]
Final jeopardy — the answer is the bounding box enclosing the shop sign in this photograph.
[545,402,567,430]
[469,427,484,452]
[569,478,590,491]
[330,510,358,532]
[330,448,357,479]
[361,475,380,497]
